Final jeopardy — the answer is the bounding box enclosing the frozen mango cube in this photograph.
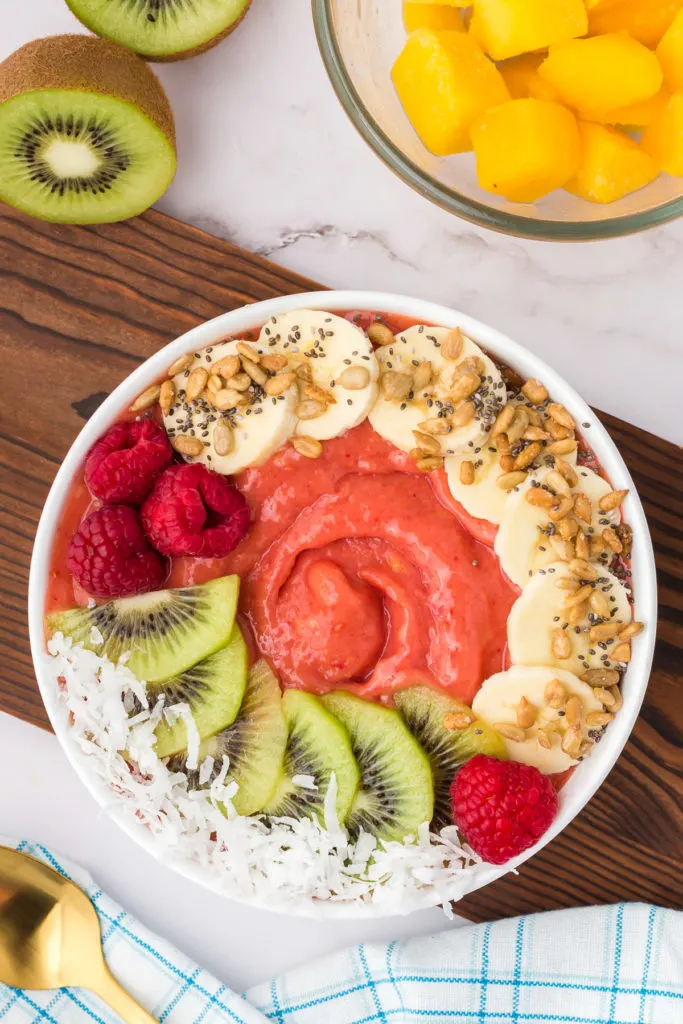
[566,122,658,202]
[500,54,562,103]
[392,29,510,156]
[588,0,683,48]
[539,33,663,119]
[403,2,464,33]
[600,88,671,128]
[473,0,587,61]
[642,91,683,175]
[471,98,581,202]
[657,10,683,91]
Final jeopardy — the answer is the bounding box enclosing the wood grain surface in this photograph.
[0,203,681,920]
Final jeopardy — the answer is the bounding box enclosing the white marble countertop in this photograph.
[2,0,681,998]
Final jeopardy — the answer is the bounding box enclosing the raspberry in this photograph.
[141,463,250,558]
[450,754,558,865]
[84,419,172,504]
[67,505,167,599]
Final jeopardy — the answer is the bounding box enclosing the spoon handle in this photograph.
[89,967,159,1024]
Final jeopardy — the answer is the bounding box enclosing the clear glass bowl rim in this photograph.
[311,0,683,242]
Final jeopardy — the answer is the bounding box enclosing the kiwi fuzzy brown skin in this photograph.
[0,35,176,149]
[66,2,253,63]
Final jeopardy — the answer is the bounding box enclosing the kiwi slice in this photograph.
[0,35,176,224]
[46,574,240,684]
[171,659,287,817]
[151,625,247,758]
[321,692,434,844]
[65,0,252,62]
[262,690,359,825]
[394,686,507,832]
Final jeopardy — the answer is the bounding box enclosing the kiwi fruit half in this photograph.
[150,625,247,758]
[46,574,240,683]
[0,35,176,224]
[321,692,434,844]
[262,690,360,825]
[65,0,252,62]
[171,659,287,817]
[394,686,507,832]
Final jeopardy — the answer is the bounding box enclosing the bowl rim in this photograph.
[28,289,657,918]
[311,0,683,242]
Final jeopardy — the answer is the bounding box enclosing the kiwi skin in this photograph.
[66,3,253,63]
[0,35,176,150]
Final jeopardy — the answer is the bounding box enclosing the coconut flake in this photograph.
[45,635,482,914]
[292,774,318,790]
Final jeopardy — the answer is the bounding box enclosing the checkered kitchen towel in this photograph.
[2,841,681,1024]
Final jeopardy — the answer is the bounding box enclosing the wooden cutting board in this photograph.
[1,203,681,921]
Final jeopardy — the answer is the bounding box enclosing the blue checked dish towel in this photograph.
[3,841,682,1024]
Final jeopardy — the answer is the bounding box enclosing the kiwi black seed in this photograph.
[46,574,240,683]
[65,0,252,62]
[321,691,434,844]
[171,659,287,817]
[394,686,507,832]
[0,35,176,224]
[262,690,359,825]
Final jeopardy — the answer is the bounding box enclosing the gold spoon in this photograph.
[0,846,157,1024]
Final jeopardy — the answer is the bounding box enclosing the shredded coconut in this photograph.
[46,635,482,914]
[292,774,318,790]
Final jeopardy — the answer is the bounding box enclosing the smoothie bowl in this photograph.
[28,291,656,917]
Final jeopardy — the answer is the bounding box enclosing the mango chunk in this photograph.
[471,98,580,202]
[587,0,683,48]
[642,91,683,175]
[392,29,510,155]
[500,54,562,102]
[657,10,683,91]
[600,88,671,128]
[473,0,588,61]
[403,2,465,32]
[566,122,658,202]
[539,33,663,119]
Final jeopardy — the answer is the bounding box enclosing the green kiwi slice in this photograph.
[393,686,507,832]
[46,574,240,684]
[262,690,360,825]
[321,691,434,844]
[65,0,252,61]
[0,35,176,223]
[171,659,287,817]
[151,625,247,758]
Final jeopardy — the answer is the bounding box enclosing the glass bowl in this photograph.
[311,0,683,241]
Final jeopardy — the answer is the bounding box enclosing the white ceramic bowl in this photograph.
[28,291,657,917]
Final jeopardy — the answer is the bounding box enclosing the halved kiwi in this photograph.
[65,0,252,62]
[263,690,360,825]
[46,574,240,683]
[171,659,287,817]
[394,686,507,832]
[151,625,248,758]
[0,35,176,224]
[321,691,434,844]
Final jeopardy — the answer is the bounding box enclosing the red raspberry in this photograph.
[67,505,167,599]
[84,420,172,504]
[450,754,558,865]
[141,464,250,558]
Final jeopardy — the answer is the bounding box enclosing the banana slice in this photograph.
[257,310,379,441]
[163,339,298,474]
[507,561,633,675]
[369,325,507,457]
[445,446,509,527]
[472,665,604,773]
[495,465,620,588]
[445,408,579,528]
